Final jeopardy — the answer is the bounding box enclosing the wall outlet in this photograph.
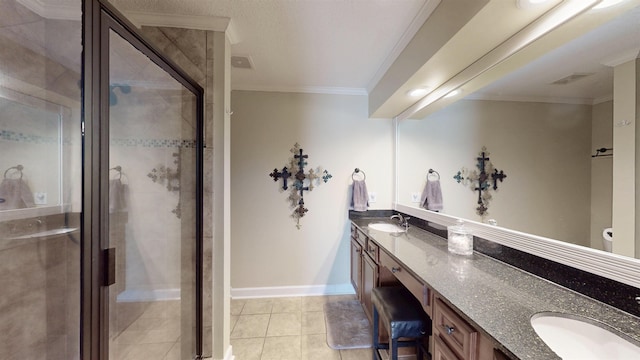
[411,192,421,203]
[34,192,47,205]
[368,192,377,203]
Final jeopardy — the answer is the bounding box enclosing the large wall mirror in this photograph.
[0,86,75,221]
[396,3,640,287]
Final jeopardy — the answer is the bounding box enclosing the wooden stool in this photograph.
[372,286,431,360]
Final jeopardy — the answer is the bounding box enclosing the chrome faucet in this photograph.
[390,214,410,231]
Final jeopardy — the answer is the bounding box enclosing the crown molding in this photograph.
[122,10,239,44]
[232,84,368,96]
[601,47,640,67]
[366,0,442,93]
[16,0,80,20]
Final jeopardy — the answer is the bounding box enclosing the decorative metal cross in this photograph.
[455,147,507,216]
[269,143,332,229]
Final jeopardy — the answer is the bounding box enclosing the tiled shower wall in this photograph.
[138,26,215,356]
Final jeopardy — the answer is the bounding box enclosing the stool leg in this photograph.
[391,338,398,360]
[372,305,379,360]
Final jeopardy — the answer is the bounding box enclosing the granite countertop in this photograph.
[351,218,640,360]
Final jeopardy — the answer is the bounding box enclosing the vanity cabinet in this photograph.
[350,224,379,322]
[433,295,493,360]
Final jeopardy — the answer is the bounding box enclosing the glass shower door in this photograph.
[106,24,201,360]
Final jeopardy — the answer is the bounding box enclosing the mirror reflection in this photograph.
[0,86,71,215]
[397,5,640,259]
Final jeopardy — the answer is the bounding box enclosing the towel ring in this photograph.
[110,165,122,179]
[352,168,366,181]
[4,165,23,179]
[427,168,440,181]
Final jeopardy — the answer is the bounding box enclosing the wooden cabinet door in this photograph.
[434,335,462,360]
[350,239,362,300]
[362,252,378,322]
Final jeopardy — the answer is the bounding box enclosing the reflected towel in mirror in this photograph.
[420,179,443,211]
[351,180,369,212]
[0,178,35,210]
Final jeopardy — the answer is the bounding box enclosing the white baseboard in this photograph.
[231,283,355,299]
[224,345,234,360]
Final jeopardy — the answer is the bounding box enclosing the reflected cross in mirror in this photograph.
[457,147,507,216]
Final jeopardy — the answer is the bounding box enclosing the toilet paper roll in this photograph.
[602,227,613,241]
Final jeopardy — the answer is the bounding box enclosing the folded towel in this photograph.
[351,180,369,212]
[0,178,35,210]
[109,179,128,213]
[420,179,443,211]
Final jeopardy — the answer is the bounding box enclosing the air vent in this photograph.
[231,56,253,69]
[550,73,594,85]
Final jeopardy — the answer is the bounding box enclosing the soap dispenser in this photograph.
[447,219,473,256]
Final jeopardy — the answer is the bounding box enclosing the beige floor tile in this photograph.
[231,338,265,360]
[122,342,174,360]
[231,315,239,332]
[261,336,301,360]
[340,347,374,360]
[114,328,147,345]
[242,299,274,315]
[163,341,181,360]
[272,297,302,313]
[302,296,330,312]
[301,311,326,335]
[231,299,246,315]
[301,334,341,360]
[231,314,271,339]
[267,312,302,336]
[138,325,181,344]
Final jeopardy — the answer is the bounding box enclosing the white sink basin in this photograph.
[368,223,405,233]
[531,312,640,359]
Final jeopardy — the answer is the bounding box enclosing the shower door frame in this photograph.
[82,1,205,359]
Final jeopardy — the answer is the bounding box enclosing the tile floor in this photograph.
[110,300,182,360]
[230,295,373,360]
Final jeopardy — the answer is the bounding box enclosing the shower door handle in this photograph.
[104,248,116,286]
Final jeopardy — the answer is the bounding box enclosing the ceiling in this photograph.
[18,0,640,117]
[110,0,436,95]
[470,4,640,105]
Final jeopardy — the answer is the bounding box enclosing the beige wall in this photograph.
[231,91,393,294]
[398,99,592,247]
[590,100,613,250]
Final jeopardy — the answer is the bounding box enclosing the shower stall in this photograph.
[0,1,204,359]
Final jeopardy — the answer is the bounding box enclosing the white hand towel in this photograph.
[109,179,128,213]
[420,179,443,211]
[0,178,35,210]
[351,180,369,212]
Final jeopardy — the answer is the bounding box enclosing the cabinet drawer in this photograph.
[433,297,478,360]
[351,227,364,246]
[379,250,431,316]
[433,335,461,360]
[364,239,379,262]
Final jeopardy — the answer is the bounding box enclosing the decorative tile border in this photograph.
[110,138,197,148]
[0,130,58,144]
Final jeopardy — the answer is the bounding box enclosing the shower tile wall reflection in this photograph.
[0,0,82,359]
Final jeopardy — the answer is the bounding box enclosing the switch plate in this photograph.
[411,192,421,203]
[34,192,47,205]
[368,192,377,203]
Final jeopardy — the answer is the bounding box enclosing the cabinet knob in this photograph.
[443,324,455,335]
[391,267,401,273]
